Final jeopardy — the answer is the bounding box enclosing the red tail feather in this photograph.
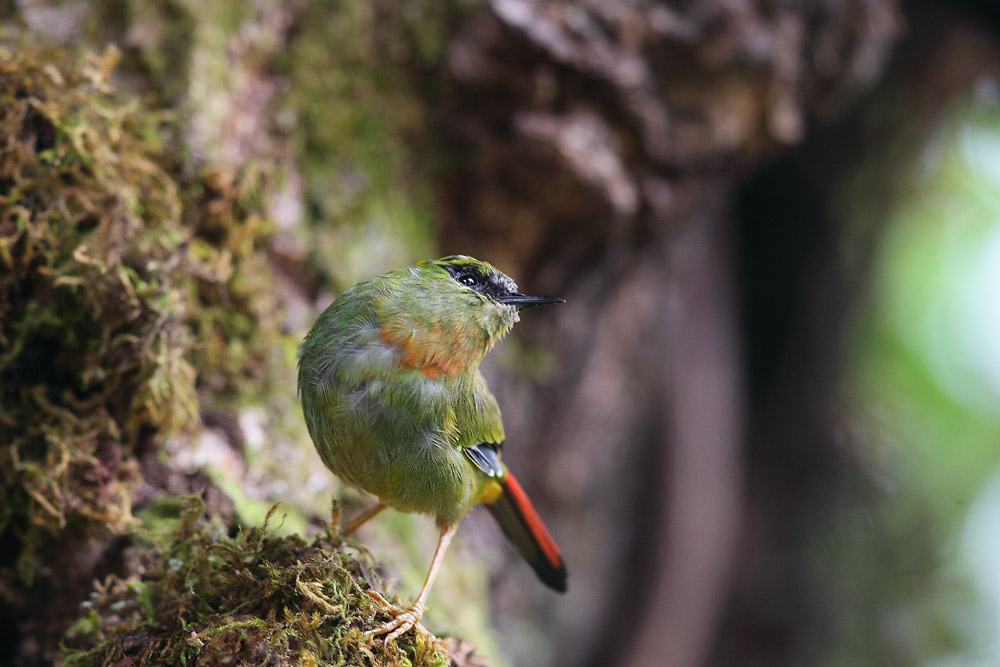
[484,470,567,592]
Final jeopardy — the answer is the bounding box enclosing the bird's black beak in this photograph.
[495,293,565,311]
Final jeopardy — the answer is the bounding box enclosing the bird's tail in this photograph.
[484,471,567,592]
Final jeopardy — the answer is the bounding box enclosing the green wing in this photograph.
[454,369,505,449]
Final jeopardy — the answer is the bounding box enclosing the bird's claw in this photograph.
[363,591,429,644]
[362,589,394,609]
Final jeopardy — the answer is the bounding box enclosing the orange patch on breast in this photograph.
[379,324,478,378]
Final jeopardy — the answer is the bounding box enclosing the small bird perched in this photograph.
[298,255,567,643]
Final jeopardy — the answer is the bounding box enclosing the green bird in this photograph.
[298,255,567,642]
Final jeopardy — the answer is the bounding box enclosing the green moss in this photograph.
[207,464,309,538]
[0,42,189,583]
[62,496,456,667]
[180,164,280,403]
[1,6,500,663]
[0,40,280,584]
[275,1,457,289]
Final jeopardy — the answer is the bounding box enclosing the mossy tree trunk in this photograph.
[5,1,1000,666]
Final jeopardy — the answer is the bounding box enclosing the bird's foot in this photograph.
[363,590,429,644]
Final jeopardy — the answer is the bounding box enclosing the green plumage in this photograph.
[298,255,567,621]
[298,257,517,525]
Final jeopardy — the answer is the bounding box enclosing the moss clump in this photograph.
[0,42,189,583]
[62,497,455,667]
[0,37,278,597]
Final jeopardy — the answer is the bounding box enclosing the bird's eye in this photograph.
[458,274,477,287]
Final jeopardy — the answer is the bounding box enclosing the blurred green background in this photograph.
[834,97,1000,666]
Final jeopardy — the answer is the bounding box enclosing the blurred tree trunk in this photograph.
[419,1,1000,665]
[420,2,898,665]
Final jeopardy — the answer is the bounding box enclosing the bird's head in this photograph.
[429,254,563,310]
[425,254,563,352]
[374,255,563,378]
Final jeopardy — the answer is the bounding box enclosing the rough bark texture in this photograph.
[422,2,898,665]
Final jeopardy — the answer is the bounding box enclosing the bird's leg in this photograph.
[364,522,458,644]
[342,503,386,538]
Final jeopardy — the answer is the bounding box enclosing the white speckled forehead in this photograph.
[430,256,520,299]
